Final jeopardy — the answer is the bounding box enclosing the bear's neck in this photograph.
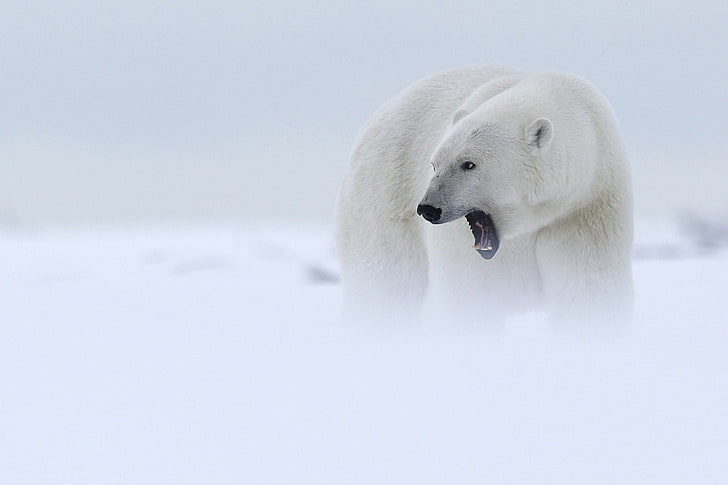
[535,185,634,324]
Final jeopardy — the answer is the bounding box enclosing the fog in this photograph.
[2,224,727,484]
[2,1,727,227]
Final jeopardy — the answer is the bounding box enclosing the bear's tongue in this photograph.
[465,210,499,260]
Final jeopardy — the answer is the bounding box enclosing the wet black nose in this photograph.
[417,204,442,223]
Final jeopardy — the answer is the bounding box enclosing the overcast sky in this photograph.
[2,1,727,226]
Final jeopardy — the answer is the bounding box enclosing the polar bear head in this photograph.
[417,85,599,259]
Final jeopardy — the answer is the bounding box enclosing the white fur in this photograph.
[336,65,633,327]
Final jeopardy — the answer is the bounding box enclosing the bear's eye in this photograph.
[460,161,476,171]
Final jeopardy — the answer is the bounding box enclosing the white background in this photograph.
[2,3,727,484]
[2,1,727,227]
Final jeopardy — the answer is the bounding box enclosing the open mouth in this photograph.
[465,210,499,260]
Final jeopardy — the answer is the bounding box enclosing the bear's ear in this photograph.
[525,118,553,152]
[452,109,469,125]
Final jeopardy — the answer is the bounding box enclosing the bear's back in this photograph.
[345,65,526,219]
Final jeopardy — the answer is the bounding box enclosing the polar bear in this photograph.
[336,65,633,327]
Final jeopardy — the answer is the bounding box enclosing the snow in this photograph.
[1,222,727,484]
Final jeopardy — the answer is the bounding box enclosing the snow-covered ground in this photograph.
[2,220,727,484]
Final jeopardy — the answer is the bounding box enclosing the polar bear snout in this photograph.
[417,204,442,223]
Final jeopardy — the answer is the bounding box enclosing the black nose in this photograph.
[417,204,442,223]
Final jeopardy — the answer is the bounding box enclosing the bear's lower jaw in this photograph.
[466,210,499,260]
